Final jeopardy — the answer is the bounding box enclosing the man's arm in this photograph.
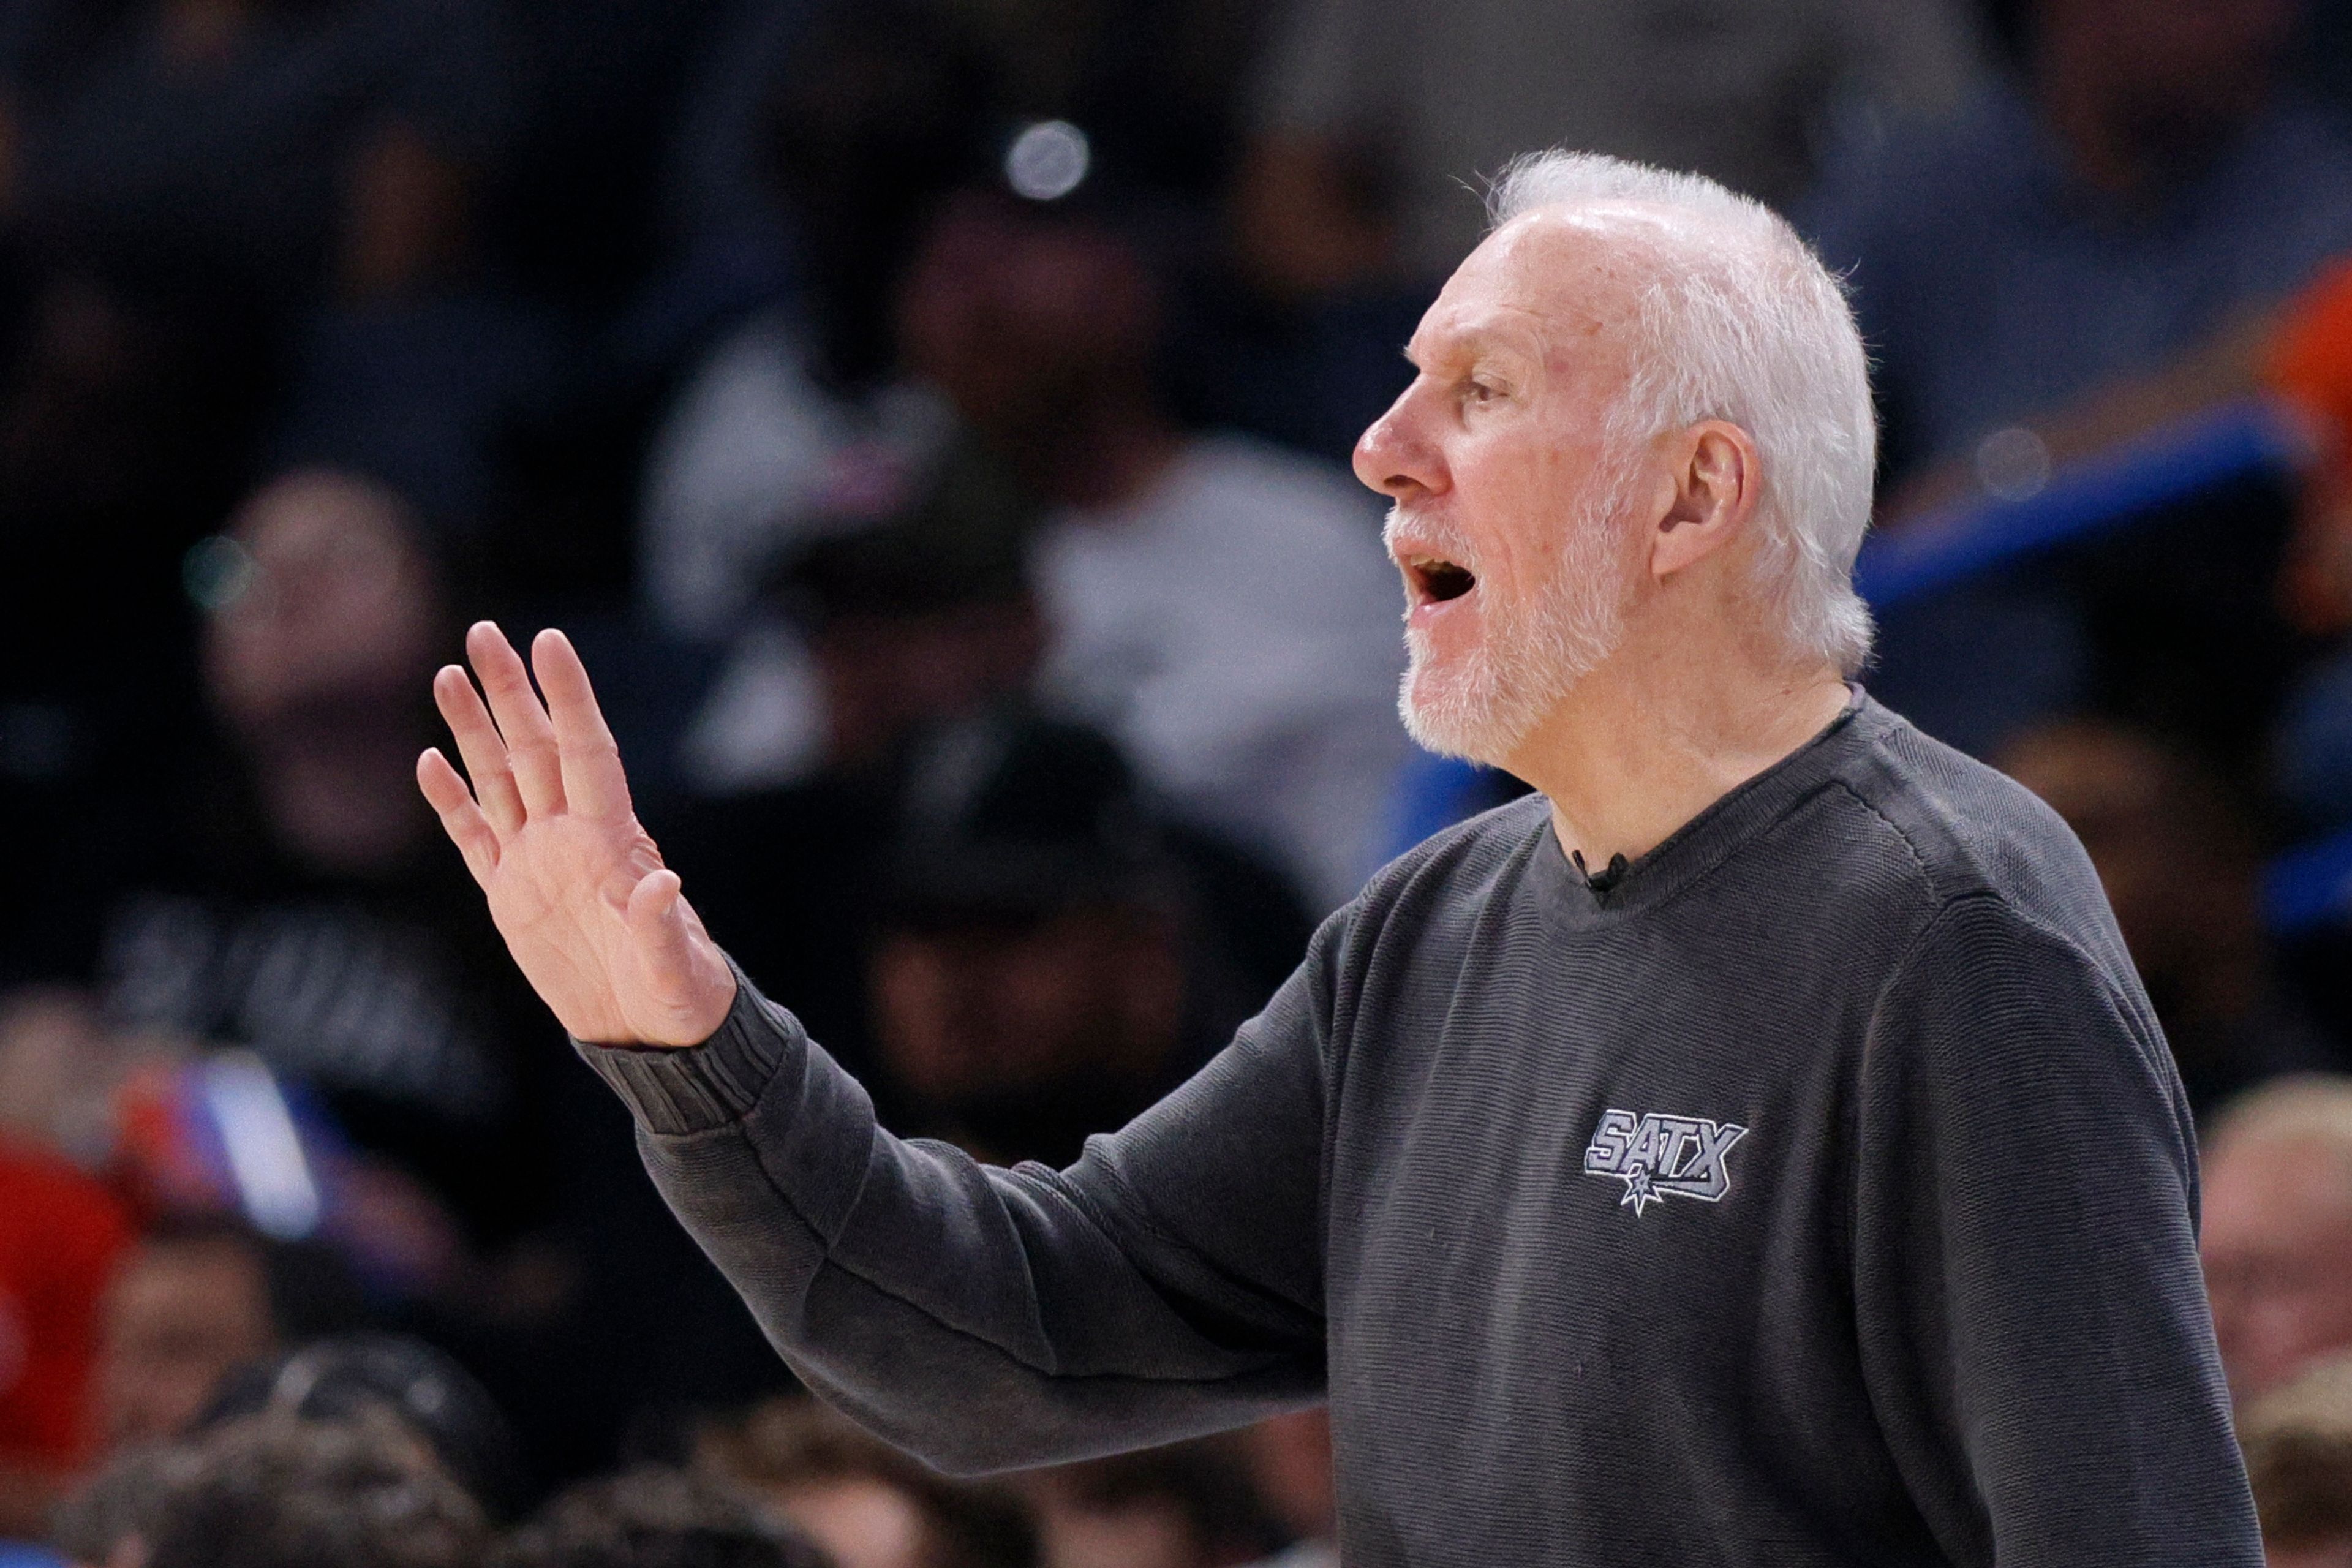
[584,954,1330,1473]
[1852,894,2262,1565]
[418,624,1328,1471]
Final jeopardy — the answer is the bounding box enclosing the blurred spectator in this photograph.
[640,0,995,642]
[0,1140,130,1536]
[1235,0,1983,298]
[1998,720,2340,1117]
[2201,1076,2352,1402]
[134,1411,487,1568]
[1806,0,2352,499]
[652,443,1048,1084]
[199,1334,526,1521]
[867,714,1302,1167]
[0,0,519,707]
[1020,1442,1275,1568]
[678,435,1041,793]
[0,990,141,1170]
[1231,1413,1333,1568]
[91,468,558,1248]
[899,183,1407,908]
[91,1215,364,1455]
[497,1465,826,1568]
[664,165,1406,907]
[1806,0,2352,755]
[0,0,505,309]
[70,467,795,1477]
[2240,1352,2352,1567]
[696,1398,1035,1568]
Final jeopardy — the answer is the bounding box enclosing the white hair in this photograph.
[1487,151,1878,674]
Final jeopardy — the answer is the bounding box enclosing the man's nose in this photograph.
[1352,383,1445,503]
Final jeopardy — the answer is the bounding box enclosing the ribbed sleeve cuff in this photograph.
[572,961,800,1136]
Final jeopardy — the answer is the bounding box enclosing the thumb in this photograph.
[624,869,733,1043]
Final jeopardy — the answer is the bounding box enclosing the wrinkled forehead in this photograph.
[1411,209,1656,371]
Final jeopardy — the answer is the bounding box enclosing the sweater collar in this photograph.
[1529,687,1880,933]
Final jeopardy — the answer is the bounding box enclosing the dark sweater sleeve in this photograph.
[573,936,1335,1475]
[1851,894,2261,1566]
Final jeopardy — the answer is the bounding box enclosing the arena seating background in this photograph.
[4,0,2352,1562]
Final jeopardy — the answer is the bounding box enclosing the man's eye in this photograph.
[1466,380,1500,404]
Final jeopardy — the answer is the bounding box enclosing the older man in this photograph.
[418,154,2258,1563]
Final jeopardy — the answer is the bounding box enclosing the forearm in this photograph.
[578,967,1322,1472]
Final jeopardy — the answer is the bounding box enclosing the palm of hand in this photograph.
[418,624,736,1047]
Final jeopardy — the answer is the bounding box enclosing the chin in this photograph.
[1398,650,1526,765]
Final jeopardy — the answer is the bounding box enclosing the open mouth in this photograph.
[1405,556,1477,605]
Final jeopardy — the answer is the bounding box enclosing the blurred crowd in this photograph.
[5,0,2352,1561]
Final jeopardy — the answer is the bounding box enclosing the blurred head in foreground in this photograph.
[496,1465,827,1568]
[1351,153,1874,769]
[2239,1352,2352,1567]
[2202,1077,2352,1401]
[61,1411,486,1568]
[200,1334,525,1521]
[696,1398,1035,1568]
[1018,1441,1276,1568]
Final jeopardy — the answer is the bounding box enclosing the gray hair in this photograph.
[1488,151,1877,674]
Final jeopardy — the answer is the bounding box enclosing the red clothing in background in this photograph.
[0,1142,131,1469]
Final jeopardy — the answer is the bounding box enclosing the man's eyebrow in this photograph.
[1403,326,1517,373]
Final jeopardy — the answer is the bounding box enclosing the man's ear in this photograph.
[1651,421,1757,579]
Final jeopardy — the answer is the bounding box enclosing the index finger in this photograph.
[532,627,633,821]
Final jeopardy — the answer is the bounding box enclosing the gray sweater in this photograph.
[579,695,2261,1565]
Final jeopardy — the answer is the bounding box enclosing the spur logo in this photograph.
[1581,1109,1747,1216]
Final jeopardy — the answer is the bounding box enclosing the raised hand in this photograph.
[417,622,736,1047]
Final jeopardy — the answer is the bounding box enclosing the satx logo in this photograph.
[1581,1108,1748,1216]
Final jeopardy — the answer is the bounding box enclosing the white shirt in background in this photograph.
[1032,434,1408,910]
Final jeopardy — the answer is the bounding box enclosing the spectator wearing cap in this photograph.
[865,714,1304,1169]
[677,436,1043,794]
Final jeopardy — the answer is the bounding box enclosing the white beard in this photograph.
[1392,463,1639,765]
